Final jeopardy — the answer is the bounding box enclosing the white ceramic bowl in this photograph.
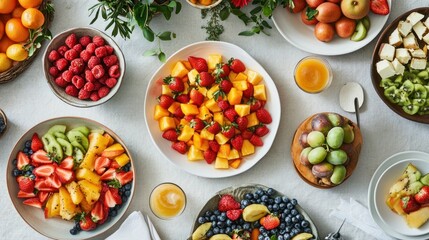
[43,27,126,108]
[6,117,135,240]
[144,41,281,178]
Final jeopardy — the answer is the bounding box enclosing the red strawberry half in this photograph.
[31,133,44,152]
[370,0,389,15]
[188,56,208,72]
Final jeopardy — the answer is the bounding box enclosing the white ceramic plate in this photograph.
[272,1,391,56]
[368,151,429,239]
[144,41,281,178]
[6,117,135,240]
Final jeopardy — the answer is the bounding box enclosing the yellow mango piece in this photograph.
[65,181,84,205]
[183,82,190,94]
[213,112,224,125]
[171,61,189,78]
[193,132,203,149]
[178,125,195,142]
[154,105,170,121]
[115,153,130,167]
[103,133,115,147]
[45,192,60,218]
[232,81,248,91]
[207,84,219,99]
[80,133,109,171]
[227,88,243,105]
[246,112,259,128]
[200,139,210,151]
[234,72,248,82]
[229,158,242,169]
[168,102,181,114]
[218,144,231,158]
[254,84,267,101]
[76,168,101,185]
[208,54,222,70]
[228,149,240,160]
[200,128,215,140]
[229,72,237,81]
[188,69,199,86]
[205,98,222,113]
[215,133,229,145]
[159,117,176,131]
[78,180,101,205]
[179,118,190,127]
[181,104,199,116]
[215,157,229,169]
[79,197,93,213]
[162,85,173,96]
[197,106,212,120]
[247,70,263,85]
[182,61,192,70]
[235,104,250,117]
[241,140,255,156]
[187,145,204,161]
[59,186,77,220]
[198,87,207,97]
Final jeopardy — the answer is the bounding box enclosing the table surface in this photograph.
[0,0,427,239]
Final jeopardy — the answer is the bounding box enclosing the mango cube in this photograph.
[193,132,203,149]
[213,112,224,125]
[76,168,101,185]
[208,54,222,70]
[65,181,84,205]
[247,70,262,85]
[103,133,115,147]
[200,129,215,140]
[168,102,181,114]
[218,144,231,158]
[235,104,250,117]
[161,85,173,96]
[59,186,77,220]
[241,140,255,156]
[179,118,190,127]
[215,157,229,169]
[188,69,199,86]
[178,125,195,142]
[246,112,259,128]
[229,159,242,169]
[154,105,170,120]
[180,104,199,116]
[254,85,267,101]
[197,106,212,120]
[228,149,240,160]
[78,180,101,205]
[200,139,209,151]
[187,145,204,161]
[171,61,189,78]
[234,72,248,82]
[182,61,192,70]
[205,98,222,112]
[183,82,190,94]
[228,88,243,105]
[232,81,248,91]
[215,133,230,145]
[229,72,237,81]
[159,117,176,131]
[198,87,208,97]
[207,84,220,99]
[115,153,130,167]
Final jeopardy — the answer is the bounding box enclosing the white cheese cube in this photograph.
[410,49,426,58]
[376,60,396,79]
[423,32,429,45]
[398,20,413,37]
[424,17,429,29]
[392,58,405,75]
[379,43,395,61]
[407,12,425,26]
[410,58,427,70]
[412,21,428,40]
[403,33,419,49]
[389,28,403,46]
[396,48,411,64]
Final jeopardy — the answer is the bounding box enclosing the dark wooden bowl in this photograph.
[371,7,429,124]
[290,112,363,189]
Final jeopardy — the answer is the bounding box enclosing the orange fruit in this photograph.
[0,20,4,40]
[0,35,15,52]
[12,6,24,18]
[18,0,41,9]
[6,43,27,61]
[21,7,44,29]
[0,52,13,72]
[0,0,17,14]
[5,18,29,42]
[0,13,11,23]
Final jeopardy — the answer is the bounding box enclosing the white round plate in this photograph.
[272,1,391,56]
[368,151,429,239]
[144,41,281,178]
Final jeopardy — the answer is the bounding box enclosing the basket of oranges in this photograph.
[0,0,53,84]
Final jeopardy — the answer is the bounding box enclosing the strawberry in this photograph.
[229,58,245,73]
[250,135,263,146]
[17,190,36,198]
[110,160,121,169]
[215,64,230,78]
[55,167,75,184]
[104,188,122,208]
[173,107,185,118]
[91,201,106,223]
[241,129,254,140]
[415,186,429,204]
[17,152,30,170]
[235,117,248,132]
[164,76,184,92]
[224,108,238,122]
[231,135,244,150]
[401,196,420,214]
[249,99,263,112]
[260,214,280,230]
[38,191,50,204]
[18,177,34,193]
[188,56,208,72]
[59,156,74,170]
[175,93,190,103]
[226,209,242,221]
[218,194,240,212]
[162,129,179,142]
[31,133,44,152]
[208,140,220,153]
[256,108,272,124]
[23,198,42,208]
[31,150,52,165]
[190,118,205,131]
[242,82,254,98]
[198,72,214,87]
[190,89,204,106]
[370,0,389,15]
[222,125,236,139]
[184,115,194,122]
[33,164,55,178]
[80,214,97,231]
[217,100,230,111]
[255,125,269,137]
[206,121,221,134]
[45,174,62,189]
[219,80,233,94]
[34,179,56,192]
[116,171,133,186]
[158,95,175,109]
[100,168,117,181]
[203,149,216,164]
[172,141,187,154]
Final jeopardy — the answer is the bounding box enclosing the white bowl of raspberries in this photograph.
[43,27,125,107]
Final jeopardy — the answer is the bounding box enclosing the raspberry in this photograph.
[65,33,77,48]
[78,89,91,100]
[57,45,69,56]
[105,45,114,55]
[72,75,85,89]
[49,66,59,77]
[48,50,60,62]
[98,76,107,85]
[105,78,117,88]
[86,43,96,54]
[91,65,105,79]
[93,82,102,90]
[108,65,120,78]
[98,86,110,98]
[103,55,118,67]
[92,36,105,47]
[87,56,100,69]
[61,70,73,82]
[90,92,100,101]
[83,82,95,92]
[65,84,78,97]
[72,44,83,53]
[70,58,85,74]
[64,49,78,61]
[54,76,68,88]
[80,50,91,62]
[85,70,95,82]
[95,46,108,58]
[79,36,91,47]
[55,58,69,71]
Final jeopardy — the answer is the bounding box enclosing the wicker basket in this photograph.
[0,0,52,84]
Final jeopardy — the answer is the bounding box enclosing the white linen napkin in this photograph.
[329,198,394,240]
[106,211,152,240]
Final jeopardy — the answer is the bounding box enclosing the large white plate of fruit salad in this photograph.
[6,117,135,240]
[368,151,429,239]
[272,0,391,56]
[144,41,281,178]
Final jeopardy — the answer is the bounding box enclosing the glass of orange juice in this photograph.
[149,182,187,220]
[294,56,333,93]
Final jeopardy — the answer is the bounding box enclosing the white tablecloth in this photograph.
[0,0,427,239]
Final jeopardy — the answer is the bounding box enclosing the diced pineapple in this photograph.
[78,180,101,205]
[205,98,222,112]
[232,81,248,91]
[197,106,212,120]
[215,133,230,145]
[161,85,173,96]
[246,112,259,128]
[208,54,222,70]
[76,168,101,185]
[168,102,181,114]
[241,140,255,156]
[247,70,263,85]
[115,153,130,167]
[183,82,190,94]
[187,139,194,146]
[228,149,240,160]
[182,61,192,70]
[154,105,170,121]
[207,84,220,99]
[406,207,429,228]
[45,193,60,218]
[254,84,267,101]
[228,88,243,105]
[159,117,176,131]
[171,61,189,78]
[65,181,84,205]
[234,72,248,82]
[59,186,77,220]
[215,157,229,169]
[80,133,109,170]
[235,104,250,117]
[213,112,224,125]
[188,69,199,86]
[187,145,204,161]
[198,87,207,96]
[218,144,231,158]
[180,119,190,127]
[200,139,209,151]
[178,125,195,142]
[181,104,199,115]
[229,159,242,169]
[103,133,115,147]
[229,72,237,81]
[200,128,215,140]
[193,132,203,149]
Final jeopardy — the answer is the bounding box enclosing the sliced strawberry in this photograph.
[23,198,42,208]
[91,201,106,223]
[38,191,50,204]
[59,156,74,170]
[31,133,44,152]
[18,176,35,193]
[80,214,96,231]
[31,150,52,165]
[45,174,62,189]
[17,190,36,198]
[33,164,55,178]
[55,167,75,184]
[104,188,122,208]
[110,160,121,169]
[94,156,112,175]
[116,171,133,186]
[17,152,30,170]
[100,168,117,181]
[34,179,56,192]
[370,0,389,15]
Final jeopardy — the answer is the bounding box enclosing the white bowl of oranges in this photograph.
[144,41,281,178]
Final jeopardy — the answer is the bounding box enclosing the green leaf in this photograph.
[101,6,107,19]
[262,20,272,29]
[158,31,172,41]
[90,8,100,24]
[143,27,155,42]
[143,49,158,56]
[305,7,318,20]
[252,26,261,33]
[175,1,182,14]
[168,1,176,8]
[250,6,262,15]
[262,5,272,17]
[158,51,166,62]
[239,31,254,36]
[219,7,230,21]
[159,5,172,20]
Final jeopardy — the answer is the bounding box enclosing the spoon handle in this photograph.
[354,98,360,128]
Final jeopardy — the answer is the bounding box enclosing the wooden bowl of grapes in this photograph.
[291,112,363,189]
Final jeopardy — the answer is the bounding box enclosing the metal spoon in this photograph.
[354,97,360,128]
[325,218,346,240]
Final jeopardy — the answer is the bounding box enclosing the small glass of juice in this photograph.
[149,182,187,220]
[294,56,333,94]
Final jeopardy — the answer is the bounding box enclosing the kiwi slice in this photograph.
[421,174,429,186]
[47,125,67,135]
[54,132,67,140]
[400,80,414,95]
[403,104,419,115]
[361,16,370,30]
[73,148,84,165]
[42,133,63,162]
[71,140,86,154]
[413,84,427,99]
[66,130,89,150]
[384,86,400,103]
[350,21,367,42]
[412,99,426,107]
[90,129,105,135]
[57,138,73,157]
[71,126,90,137]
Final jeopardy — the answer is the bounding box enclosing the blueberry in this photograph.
[291,199,298,206]
[231,224,237,230]
[278,236,284,240]
[25,170,32,176]
[204,210,213,217]
[304,227,312,233]
[198,216,205,224]
[125,190,131,197]
[285,226,292,232]
[110,210,117,217]
[122,195,128,202]
[29,174,36,180]
[291,209,298,216]
[287,203,293,210]
[253,221,261,228]
[296,214,303,221]
[213,209,220,216]
[266,188,275,196]
[70,228,78,235]
[274,196,282,204]
[258,236,264,240]
[241,199,250,208]
[283,209,290,215]
[28,150,33,155]
[12,168,20,177]
[125,183,132,190]
[225,227,231,234]
[220,212,226,218]
[243,223,251,230]
[292,217,297,223]
[23,148,29,154]
[264,236,270,240]
[259,226,265,233]
[272,204,279,211]
[282,196,290,203]
[283,233,291,240]
[256,199,262,203]
[255,189,263,196]
[25,140,31,148]
[245,193,253,200]
[211,221,216,226]
[285,217,291,223]
[206,230,214,237]
[213,227,220,234]
[217,221,225,228]
[279,223,286,230]
[291,228,299,236]
[28,165,34,171]
[261,195,268,202]
[238,218,244,224]
[219,228,225,234]
[236,225,242,230]
[217,215,226,222]
[270,228,278,235]
[268,205,273,211]
[75,223,81,231]
[294,223,301,229]
[226,219,232,226]
[12,159,17,165]
[253,193,259,199]
[210,215,216,221]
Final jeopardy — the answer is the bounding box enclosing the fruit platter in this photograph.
[6,117,135,239]
[190,184,318,240]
